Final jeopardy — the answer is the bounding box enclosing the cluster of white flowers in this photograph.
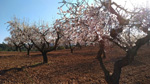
[58,0,150,48]
[58,3,119,45]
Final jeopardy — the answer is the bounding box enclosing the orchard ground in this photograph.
[0,45,150,84]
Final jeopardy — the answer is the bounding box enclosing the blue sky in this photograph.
[0,0,61,43]
[0,0,148,43]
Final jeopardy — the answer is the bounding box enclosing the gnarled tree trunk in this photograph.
[97,47,137,84]
[98,31,150,84]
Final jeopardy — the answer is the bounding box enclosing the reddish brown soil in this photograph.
[0,45,150,84]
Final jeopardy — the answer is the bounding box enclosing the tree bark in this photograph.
[15,46,18,51]
[42,52,48,63]
[111,49,137,84]
[23,44,33,56]
[27,49,30,56]
[76,42,82,49]
[71,48,73,53]
[19,47,22,52]
[69,42,74,53]
[97,48,137,84]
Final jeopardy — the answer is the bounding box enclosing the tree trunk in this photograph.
[69,42,74,53]
[76,42,82,49]
[19,47,22,52]
[42,52,48,63]
[65,44,69,49]
[15,46,18,51]
[71,48,73,53]
[109,50,136,84]
[97,48,137,84]
[27,49,30,56]
[24,44,33,56]
[97,39,138,84]
[85,42,87,46]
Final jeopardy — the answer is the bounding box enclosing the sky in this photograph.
[0,0,61,43]
[0,0,149,43]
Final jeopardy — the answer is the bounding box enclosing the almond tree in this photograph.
[4,37,22,51]
[6,18,24,52]
[55,19,77,53]
[6,18,33,55]
[29,22,62,63]
[59,0,150,84]
[21,23,33,56]
[54,19,82,53]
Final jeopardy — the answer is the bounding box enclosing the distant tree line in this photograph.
[0,43,14,51]
[0,42,66,52]
[0,42,36,51]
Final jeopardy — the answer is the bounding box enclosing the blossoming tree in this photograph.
[59,0,150,83]
[6,18,62,63]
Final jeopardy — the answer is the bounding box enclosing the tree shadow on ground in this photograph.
[30,52,71,58]
[0,55,16,58]
[47,53,72,58]
[0,62,44,75]
[30,54,42,57]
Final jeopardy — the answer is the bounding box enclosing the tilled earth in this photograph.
[0,45,150,84]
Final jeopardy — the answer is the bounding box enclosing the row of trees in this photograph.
[5,18,63,63]
[4,0,150,84]
[0,43,15,51]
[0,42,32,51]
